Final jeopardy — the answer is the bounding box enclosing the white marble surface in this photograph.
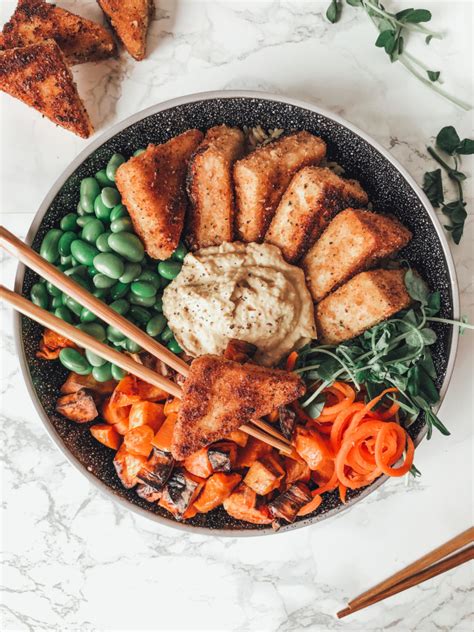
[1,1,473,631]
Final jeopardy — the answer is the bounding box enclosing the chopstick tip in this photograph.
[336,606,352,619]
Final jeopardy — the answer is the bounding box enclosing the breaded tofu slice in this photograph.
[304,209,412,302]
[171,355,306,460]
[234,131,326,242]
[315,269,411,345]
[0,0,116,65]
[0,40,93,138]
[115,130,203,260]
[98,0,154,61]
[186,125,245,249]
[265,167,368,263]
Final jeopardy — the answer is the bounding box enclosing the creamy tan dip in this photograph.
[162,242,316,366]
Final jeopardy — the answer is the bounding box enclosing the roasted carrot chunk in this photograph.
[184,448,213,478]
[124,425,154,457]
[226,429,248,447]
[151,413,177,453]
[129,401,165,432]
[295,426,332,470]
[114,445,147,489]
[223,484,272,525]
[111,375,168,407]
[194,473,242,513]
[236,437,273,468]
[90,423,122,450]
[244,454,285,495]
[163,397,181,416]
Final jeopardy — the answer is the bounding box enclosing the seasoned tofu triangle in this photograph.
[304,208,412,302]
[171,355,306,460]
[186,125,245,249]
[0,39,93,138]
[265,167,368,263]
[98,0,154,61]
[315,268,412,345]
[234,131,327,242]
[115,129,204,260]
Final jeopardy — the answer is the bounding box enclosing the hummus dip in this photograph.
[162,242,316,366]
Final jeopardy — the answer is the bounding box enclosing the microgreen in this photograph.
[325,1,471,110]
[423,126,473,244]
[298,269,472,440]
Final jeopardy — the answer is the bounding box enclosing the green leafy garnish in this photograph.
[324,1,471,110]
[423,126,473,244]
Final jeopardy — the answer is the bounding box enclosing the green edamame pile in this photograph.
[32,151,187,380]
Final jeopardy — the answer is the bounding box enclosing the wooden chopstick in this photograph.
[1,285,182,398]
[251,418,292,446]
[0,225,189,377]
[242,423,292,455]
[337,528,474,619]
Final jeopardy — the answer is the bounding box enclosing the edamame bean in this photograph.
[129,293,156,307]
[153,297,163,312]
[77,215,95,228]
[110,217,133,233]
[167,337,183,354]
[158,260,182,280]
[93,253,125,280]
[119,262,141,283]
[107,325,126,343]
[70,240,99,266]
[40,229,62,263]
[94,194,111,221]
[108,232,144,263]
[146,314,166,338]
[46,281,61,297]
[93,288,108,299]
[59,348,92,375]
[111,364,126,380]
[70,273,91,291]
[77,323,106,341]
[54,306,73,323]
[60,255,73,266]
[109,281,130,301]
[63,295,83,317]
[58,231,77,257]
[133,148,146,157]
[80,177,100,214]
[109,298,129,315]
[95,168,114,188]
[51,296,64,309]
[106,153,125,182]
[101,186,121,209]
[93,273,116,289]
[64,265,86,278]
[131,280,156,298]
[60,213,78,232]
[93,362,113,382]
[161,326,174,342]
[77,201,86,216]
[109,204,127,221]
[172,242,187,261]
[85,349,107,367]
[88,265,99,277]
[30,283,48,308]
[129,305,151,326]
[82,218,105,244]
[96,232,112,253]
[80,307,97,323]
[125,338,141,353]
[138,270,161,289]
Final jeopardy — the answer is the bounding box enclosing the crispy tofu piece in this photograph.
[186,125,245,249]
[265,167,368,263]
[304,208,412,302]
[115,129,203,260]
[0,40,93,138]
[171,355,306,460]
[234,132,326,242]
[315,269,412,344]
[98,0,153,61]
[0,0,116,65]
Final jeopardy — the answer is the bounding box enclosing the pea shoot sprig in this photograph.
[325,0,471,111]
[423,126,473,245]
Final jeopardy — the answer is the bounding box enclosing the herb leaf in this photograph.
[427,70,440,82]
[436,126,461,155]
[456,139,474,155]
[326,0,342,23]
[422,169,444,207]
[402,9,432,23]
[404,269,430,305]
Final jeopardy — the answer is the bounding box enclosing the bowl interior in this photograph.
[17,95,455,534]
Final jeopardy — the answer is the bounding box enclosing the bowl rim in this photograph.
[13,89,460,537]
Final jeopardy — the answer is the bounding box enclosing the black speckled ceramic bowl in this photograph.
[14,91,459,536]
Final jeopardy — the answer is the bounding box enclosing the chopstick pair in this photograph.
[337,527,474,619]
[0,226,292,455]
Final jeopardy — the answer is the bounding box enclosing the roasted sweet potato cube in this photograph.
[244,454,285,495]
[284,456,311,486]
[114,445,147,489]
[184,447,213,478]
[102,398,130,432]
[312,457,335,486]
[111,375,168,408]
[56,389,98,423]
[129,401,165,432]
[194,473,242,513]
[61,372,115,397]
[90,424,122,450]
[223,484,272,525]
[151,413,177,453]
[236,437,273,468]
[124,425,154,458]
[295,426,332,470]
[226,429,248,447]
